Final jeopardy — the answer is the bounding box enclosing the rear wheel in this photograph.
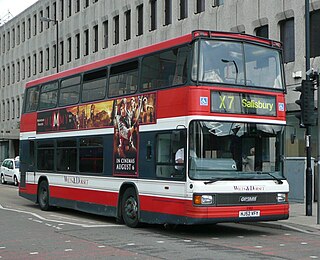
[121,187,140,228]
[1,174,6,184]
[38,180,50,211]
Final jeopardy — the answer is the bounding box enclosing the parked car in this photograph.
[0,157,20,186]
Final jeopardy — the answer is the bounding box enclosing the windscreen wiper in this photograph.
[257,172,283,184]
[204,177,246,185]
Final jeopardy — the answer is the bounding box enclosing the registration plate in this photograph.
[239,210,260,218]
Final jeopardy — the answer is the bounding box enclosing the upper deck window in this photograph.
[192,39,284,90]
[82,69,107,102]
[141,45,189,91]
[59,76,81,106]
[39,81,58,110]
[108,61,138,97]
[24,86,39,113]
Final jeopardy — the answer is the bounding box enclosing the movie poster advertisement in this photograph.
[36,93,156,176]
[113,94,156,176]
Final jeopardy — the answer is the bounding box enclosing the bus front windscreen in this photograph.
[189,121,285,181]
[192,39,284,89]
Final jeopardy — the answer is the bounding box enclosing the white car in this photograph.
[0,158,20,186]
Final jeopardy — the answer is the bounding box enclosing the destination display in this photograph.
[211,91,276,116]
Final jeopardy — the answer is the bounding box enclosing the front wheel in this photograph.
[121,187,140,228]
[38,180,51,211]
[1,174,6,184]
[13,175,19,186]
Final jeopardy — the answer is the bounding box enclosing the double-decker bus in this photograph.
[19,30,289,228]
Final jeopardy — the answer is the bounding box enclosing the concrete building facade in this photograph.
[0,0,320,161]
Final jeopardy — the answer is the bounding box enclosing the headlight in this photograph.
[193,194,214,205]
[277,193,287,203]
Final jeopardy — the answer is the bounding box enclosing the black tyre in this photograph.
[13,175,19,186]
[121,187,140,228]
[38,180,50,211]
[1,174,6,184]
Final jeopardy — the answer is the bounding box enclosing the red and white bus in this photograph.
[19,30,289,227]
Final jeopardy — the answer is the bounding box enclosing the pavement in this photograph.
[258,202,320,235]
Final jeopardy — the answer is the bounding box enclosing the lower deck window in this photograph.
[37,147,54,171]
[79,137,103,173]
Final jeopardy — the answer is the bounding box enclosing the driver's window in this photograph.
[8,161,13,169]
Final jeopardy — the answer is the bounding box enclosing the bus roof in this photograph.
[25,30,282,88]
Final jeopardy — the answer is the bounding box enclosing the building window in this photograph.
[67,0,72,17]
[60,41,64,65]
[53,2,57,21]
[255,25,268,38]
[60,0,64,21]
[179,0,188,20]
[12,64,15,84]
[1,67,4,87]
[311,10,320,58]
[33,14,37,36]
[53,44,57,68]
[7,100,10,121]
[46,47,50,70]
[17,97,20,118]
[164,0,172,25]
[22,59,25,79]
[7,31,10,51]
[75,33,80,59]
[12,28,15,48]
[103,20,108,48]
[67,37,71,62]
[27,18,31,39]
[39,51,43,73]
[7,66,10,85]
[93,25,98,52]
[1,34,4,53]
[2,67,4,87]
[213,0,224,7]
[280,18,295,63]
[22,21,26,41]
[45,6,50,29]
[137,4,143,36]
[84,29,89,56]
[33,53,37,75]
[12,99,15,119]
[150,0,157,31]
[84,0,89,8]
[75,0,80,13]
[17,61,20,82]
[2,101,4,121]
[196,0,205,13]
[17,24,20,44]
[113,15,119,45]
[39,11,43,32]
[125,10,131,40]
